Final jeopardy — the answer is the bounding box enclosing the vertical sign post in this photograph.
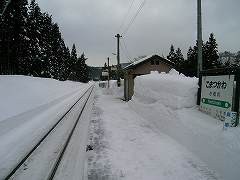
[197,0,203,77]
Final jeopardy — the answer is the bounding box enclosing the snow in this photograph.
[0,75,92,179]
[87,88,221,180]
[11,87,95,180]
[88,70,240,180]
[129,70,240,180]
[1,71,240,180]
[54,88,95,180]
[0,75,86,121]
[133,69,199,109]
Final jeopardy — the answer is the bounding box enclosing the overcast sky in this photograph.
[36,0,240,66]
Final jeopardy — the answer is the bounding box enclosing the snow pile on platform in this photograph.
[133,69,198,109]
[128,69,240,180]
[0,75,85,121]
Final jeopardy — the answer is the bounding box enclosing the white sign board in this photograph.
[200,75,234,120]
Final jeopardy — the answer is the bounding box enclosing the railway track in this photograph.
[3,85,95,180]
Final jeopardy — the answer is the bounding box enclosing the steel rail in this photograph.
[5,85,94,180]
[47,85,94,180]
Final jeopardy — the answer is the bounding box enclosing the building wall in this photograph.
[133,61,172,75]
[124,58,173,101]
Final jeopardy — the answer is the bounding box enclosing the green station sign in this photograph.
[200,75,234,121]
[201,98,231,109]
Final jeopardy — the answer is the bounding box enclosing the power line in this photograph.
[119,0,136,32]
[122,38,132,60]
[122,0,146,35]
[120,41,132,62]
[120,43,132,63]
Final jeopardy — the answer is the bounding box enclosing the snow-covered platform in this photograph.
[88,71,240,180]
[87,88,223,180]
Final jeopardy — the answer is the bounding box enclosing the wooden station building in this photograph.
[123,54,174,101]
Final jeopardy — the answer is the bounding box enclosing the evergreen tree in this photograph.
[167,45,177,65]
[184,45,198,77]
[37,13,52,77]
[175,48,184,70]
[203,33,221,69]
[68,44,78,80]
[49,22,65,79]
[0,0,30,74]
[39,13,64,78]
[181,33,220,77]
[60,45,71,80]
[0,0,76,80]
[70,44,77,64]
[78,53,89,83]
[27,0,43,76]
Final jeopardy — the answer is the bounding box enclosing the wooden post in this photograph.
[107,57,110,88]
[115,34,122,87]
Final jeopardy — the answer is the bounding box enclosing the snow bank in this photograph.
[132,69,198,109]
[128,69,240,180]
[0,75,86,121]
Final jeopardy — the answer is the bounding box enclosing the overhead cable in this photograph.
[122,38,132,61]
[119,0,136,33]
[122,0,146,35]
[120,41,132,62]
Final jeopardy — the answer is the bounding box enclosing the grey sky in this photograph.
[36,0,240,66]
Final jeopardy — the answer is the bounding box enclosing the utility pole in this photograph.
[197,0,203,77]
[115,33,122,87]
[107,57,110,88]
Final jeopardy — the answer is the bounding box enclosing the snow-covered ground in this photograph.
[0,75,87,121]
[0,75,92,179]
[1,73,239,180]
[87,88,221,180]
[88,71,240,180]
